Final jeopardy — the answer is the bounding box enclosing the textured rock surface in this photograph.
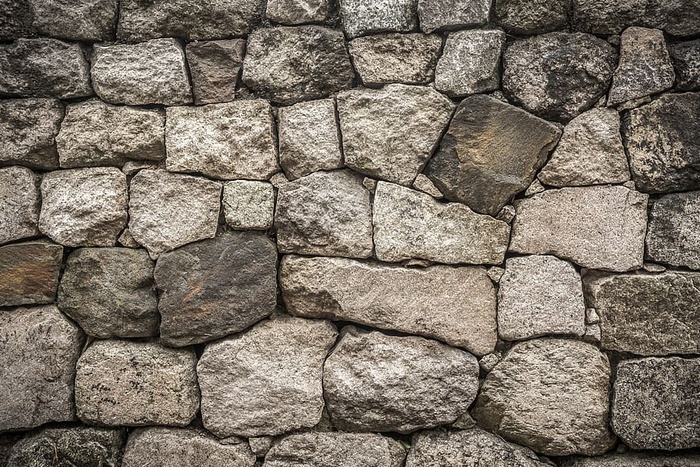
[223,181,275,230]
[198,317,337,437]
[0,242,63,307]
[324,327,479,433]
[418,0,490,32]
[28,0,118,42]
[473,339,615,456]
[562,453,700,467]
[186,40,246,104]
[646,191,700,269]
[266,0,330,24]
[671,40,700,91]
[0,166,39,245]
[0,305,84,431]
[425,94,560,215]
[75,340,199,427]
[495,0,568,34]
[338,84,454,185]
[340,0,417,38]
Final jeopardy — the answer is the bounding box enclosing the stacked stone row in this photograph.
[1,0,699,465]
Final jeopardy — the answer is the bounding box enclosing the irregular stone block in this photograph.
[671,40,700,91]
[223,181,274,230]
[562,453,700,467]
[473,338,615,456]
[425,94,560,215]
[29,0,118,41]
[75,340,199,427]
[338,84,454,185]
[0,242,62,307]
[0,0,34,40]
[243,26,354,104]
[266,0,330,24]
[324,327,479,433]
[646,191,700,269]
[495,0,568,34]
[198,317,337,437]
[186,39,245,105]
[91,39,192,106]
[510,186,648,272]
[0,98,62,170]
[340,0,417,38]
[0,305,84,431]
[0,166,39,245]
[166,101,278,180]
[503,32,616,122]
[373,182,510,265]
[418,0,490,33]
[612,357,700,450]
[39,167,128,247]
[413,173,442,197]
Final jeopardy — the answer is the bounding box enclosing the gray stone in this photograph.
[223,181,275,230]
[186,40,246,105]
[0,39,91,98]
[28,0,118,42]
[671,40,700,91]
[117,228,141,248]
[612,357,700,450]
[0,98,62,170]
[435,29,505,96]
[166,101,278,180]
[538,108,630,187]
[647,191,700,269]
[198,317,337,437]
[266,0,330,24]
[495,0,569,34]
[121,161,158,176]
[510,186,648,272]
[337,84,454,185]
[324,327,479,433]
[562,452,700,467]
[340,0,417,38]
[524,179,545,197]
[275,170,373,258]
[280,255,497,355]
[0,242,63,307]
[75,340,199,427]
[57,99,165,168]
[412,173,442,198]
[91,39,192,106]
[0,305,84,432]
[348,33,442,86]
[425,94,561,215]
[242,26,354,105]
[418,0,490,32]
[373,182,510,265]
[0,166,39,245]
[0,0,34,40]
[264,433,406,467]
[58,248,158,339]
[473,338,615,456]
[128,169,222,258]
[503,32,616,122]
[249,437,273,456]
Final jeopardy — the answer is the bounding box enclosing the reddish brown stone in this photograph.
[0,242,63,307]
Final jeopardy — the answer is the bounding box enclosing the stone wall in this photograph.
[0,0,699,465]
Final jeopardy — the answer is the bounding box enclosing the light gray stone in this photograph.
[28,0,118,42]
[186,39,246,105]
[266,0,330,24]
[0,242,63,307]
[646,191,700,269]
[418,0,490,32]
[671,40,700,91]
[249,437,273,456]
[0,166,39,245]
[562,452,700,467]
[412,173,442,197]
[340,0,417,38]
[495,0,568,34]
[223,181,275,230]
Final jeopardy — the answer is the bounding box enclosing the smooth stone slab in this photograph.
[495,0,568,34]
[28,0,118,41]
[647,191,700,269]
[418,0,490,32]
[223,181,275,230]
[186,39,246,104]
[266,0,330,24]
[671,40,700,91]
[0,242,63,307]
[340,0,417,38]
[0,166,40,245]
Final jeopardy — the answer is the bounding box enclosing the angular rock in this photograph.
[128,169,222,258]
[425,94,561,215]
[186,39,246,105]
[0,166,39,245]
[266,0,330,24]
[198,317,337,437]
[91,39,192,106]
[166,100,278,180]
[75,340,199,427]
[373,182,510,265]
[510,186,648,271]
[538,108,630,186]
[275,170,373,258]
[418,0,490,33]
[495,0,569,34]
[29,0,118,42]
[0,242,62,307]
[337,84,454,185]
[435,30,505,96]
[503,33,616,122]
[413,173,442,197]
[0,305,84,432]
[223,181,275,230]
[473,338,615,456]
[646,191,700,269]
[612,357,700,450]
[39,167,128,247]
[671,40,700,91]
[58,248,159,339]
[242,26,354,104]
[57,99,165,168]
[340,0,417,38]
[348,33,442,86]
[0,38,91,98]
[562,453,700,467]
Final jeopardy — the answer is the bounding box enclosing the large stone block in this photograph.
[0,166,39,245]
[671,40,700,91]
[266,0,330,24]
[340,0,417,38]
[28,0,118,41]
[186,39,245,105]
[495,0,568,34]
[0,242,62,307]
[646,191,700,269]
[223,181,275,230]
[418,0,490,32]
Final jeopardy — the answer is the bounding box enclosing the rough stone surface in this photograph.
[166,101,278,180]
[0,242,63,307]
[425,94,561,215]
[75,340,199,427]
[0,0,35,40]
[28,0,118,42]
[58,248,159,339]
[223,181,275,230]
[612,357,700,450]
[324,327,479,433]
[671,40,700,91]
[266,0,330,24]
[495,0,569,34]
[418,0,490,32]
[412,173,442,197]
[198,317,337,437]
[186,40,246,105]
[242,26,354,104]
[0,166,40,245]
[337,84,454,185]
[128,169,222,257]
[280,255,497,355]
[473,338,615,456]
[0,305,84,432]
[275,170,373,258]
[503,33,616,122]
[510,186,648,272]
[562,453,700,467]
[340,0,417,38]
[373,182,510,265]
[646,191,700,269]
[91,39,192,106]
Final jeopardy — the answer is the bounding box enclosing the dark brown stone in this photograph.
[671,40,700,91]
[0,242,63,307]
[186,40,246,105]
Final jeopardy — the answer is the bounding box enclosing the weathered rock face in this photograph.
[671,40,700,91]
[340,0,417,38]
[646,191,700,269]
[0,0,35,40]
[562,453,700,467]
[425,94,561,215]
[0,242,63,307]
[266,0,330,24]
[373,182,510,265]
[510,186,648,272]
[472,338,615,456]
[198,317,337,437]
[495,0,568,34]
[324,327,479,433]
[223,181,275,230]
[186,40,246,105]
[75,340,199,427]
[0,305,84,432]
[612,357,700,450]
[243,26,354,104]
[0,166,40,245]
[418,0,490,32]
[503,32,616,122]
[28,0,118,42]
[337,84,454,185]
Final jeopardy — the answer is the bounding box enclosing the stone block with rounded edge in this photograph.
[0,166,39,245]
[671,40,700,91]
[266,0,330,24]
[495,0,568,34]
[28,0,118,42]
[646,191,700,270]
[418,0,490,33]
[340,0,417,38]
[186,39,246,105]
[223,181,275,230]
[0,242,63,307]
